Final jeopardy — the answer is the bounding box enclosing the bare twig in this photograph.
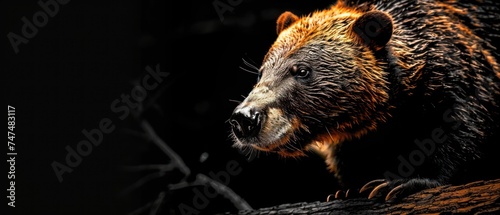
[121,171,167,195]
[127,201,153,215]
[125,76,253,213]
[138,120,253,211]
[121,164,175,172]
[197,173,253,211]
[167,173,253,210]
[149,191,166,215]
[168,180,200,191]
[119,128,151,140]
[139,119,191,178]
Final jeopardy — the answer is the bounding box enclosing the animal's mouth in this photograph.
[230,107,306,156]
[252,143,307,157]
[229,103,378,158]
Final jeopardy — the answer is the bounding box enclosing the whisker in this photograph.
[288,143,301,152]
[248,148,256,160]
[325,126,335,143]
[303,115,335,143]
[241,57,260,71]
[246,148,253,159]
[303,115,322,123]
[239,66,259,75]
[245,148,252,158]
[228,99,242,104]
[242,147,258,161]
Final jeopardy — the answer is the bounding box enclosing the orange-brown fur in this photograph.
[230,0,500,200]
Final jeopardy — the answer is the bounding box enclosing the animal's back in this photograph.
[335,0,500,195]
[229,0,500,201]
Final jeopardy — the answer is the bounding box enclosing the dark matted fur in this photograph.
[230,0,500,200]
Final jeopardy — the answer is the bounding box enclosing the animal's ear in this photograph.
[350,11,393,50]
[276,11,299,35]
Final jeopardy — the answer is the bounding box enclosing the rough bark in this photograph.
[227,178,500,214]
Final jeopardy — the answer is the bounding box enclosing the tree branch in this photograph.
[139,119,191,177]
[230,178,500,214]
[197,173,253,211]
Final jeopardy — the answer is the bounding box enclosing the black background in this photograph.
[5,1,341,215]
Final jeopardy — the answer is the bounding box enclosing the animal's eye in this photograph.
[297,68,310,78]
[290,65,311,79]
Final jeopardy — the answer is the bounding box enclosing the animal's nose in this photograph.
[229,107,263,139]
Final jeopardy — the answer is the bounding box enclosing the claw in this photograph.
[326,189,348,202]
[326,190,343,202]
[345,189,351,199]
[360,179,387,194]
[335,190,345,199]
[326,194,335,202]
[385,184,404,201]
[368,182,389,199]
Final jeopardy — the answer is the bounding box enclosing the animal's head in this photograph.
[229,3,394,157]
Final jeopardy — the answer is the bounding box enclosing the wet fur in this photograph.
[328,0,500,189]
[233,0,500,197]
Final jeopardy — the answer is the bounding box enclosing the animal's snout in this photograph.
[230,106,263,140]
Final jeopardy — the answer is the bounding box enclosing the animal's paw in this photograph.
[359,178,441,201]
